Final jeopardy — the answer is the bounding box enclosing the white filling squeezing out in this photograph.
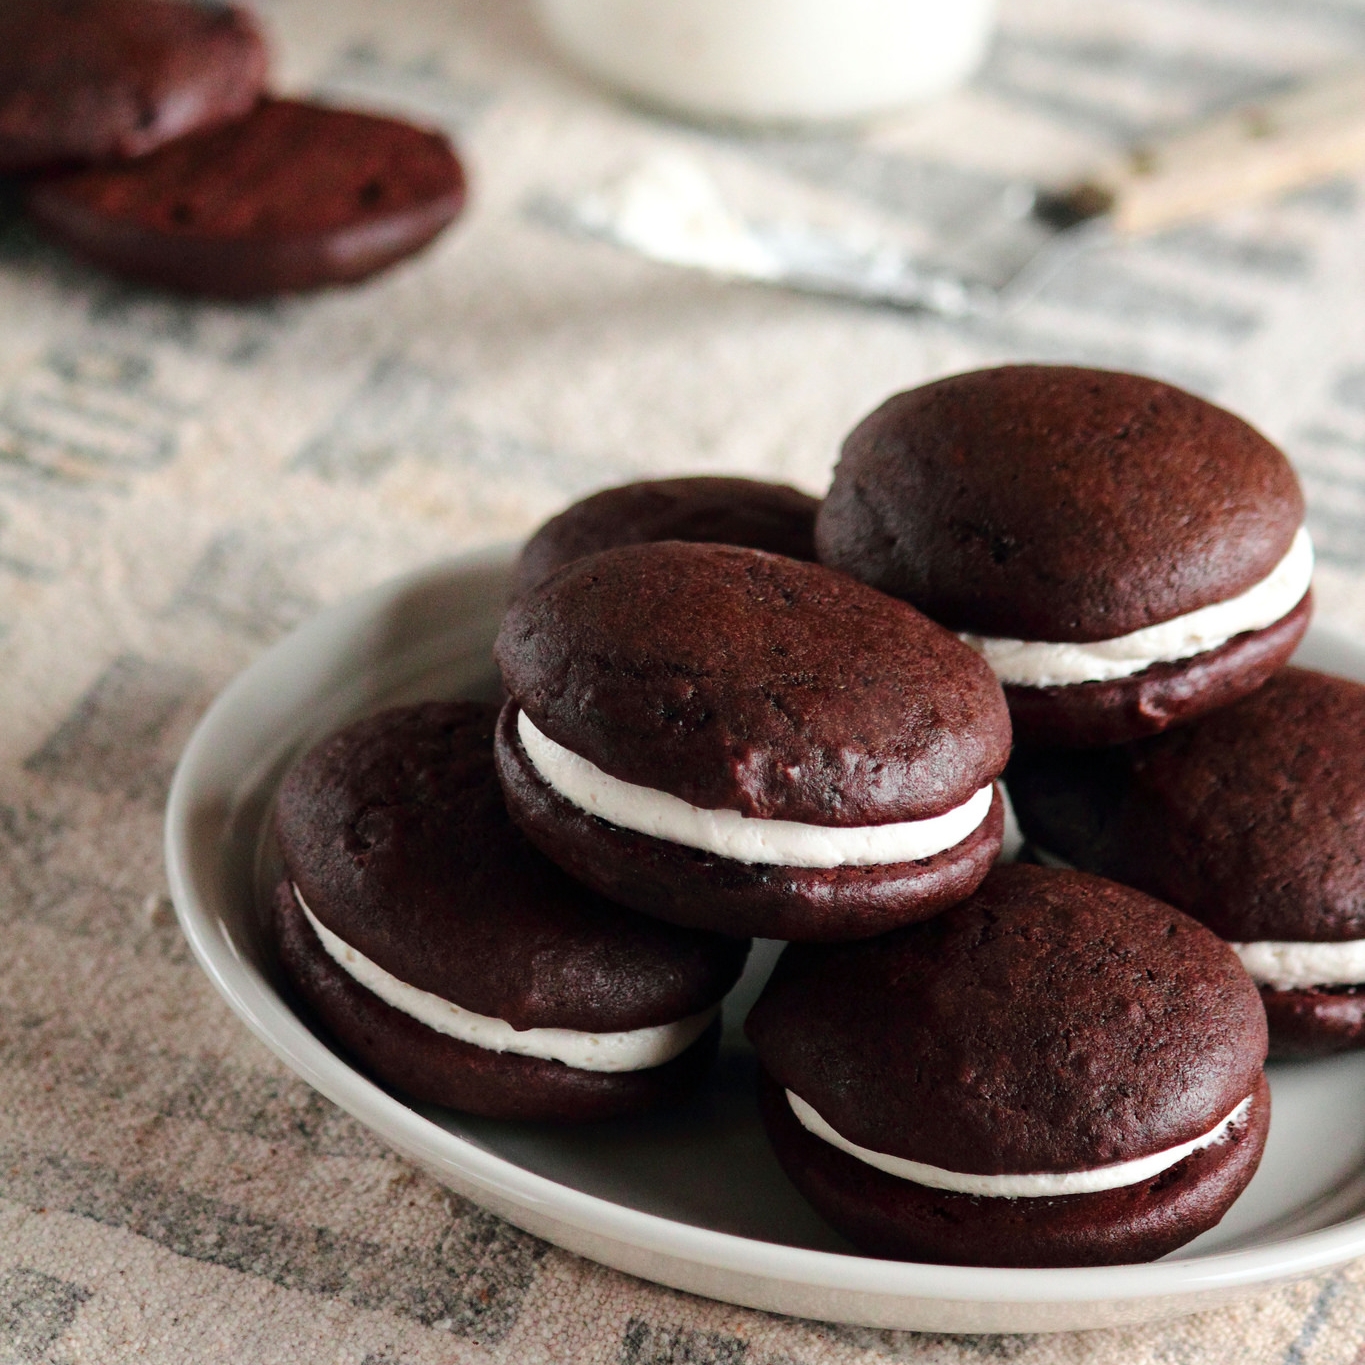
[517,708,994,868]
[787,1090,1253,1197]
[961,527,1313,688]
[296,887,717,1072]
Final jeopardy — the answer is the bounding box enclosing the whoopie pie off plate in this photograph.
[512,476,821,598]
[29,98,467,297]
[166,546,1365,1334]
[0,0,268,172]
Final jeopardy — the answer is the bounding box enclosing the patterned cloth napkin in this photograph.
[2,0,1365,1359]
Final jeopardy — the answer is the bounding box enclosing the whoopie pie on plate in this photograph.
[494,540,1012,941]
[745,864,1270,1267]
[817,365,1313,748]
[0,0,268,173]
[512,475,820,599]
[273,702,750,1123]
[1008,667,1365,1058]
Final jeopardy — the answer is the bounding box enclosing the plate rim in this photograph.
[164,545,1365,1326]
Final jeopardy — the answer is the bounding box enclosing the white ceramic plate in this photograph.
[165,546,1365,1334]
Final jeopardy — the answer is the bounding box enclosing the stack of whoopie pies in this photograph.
[2,0,466,296]
[273,367,1346,1270]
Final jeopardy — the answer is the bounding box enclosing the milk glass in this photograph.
[534,0,999,124]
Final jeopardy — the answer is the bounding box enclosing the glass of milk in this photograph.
[533,0,998,125]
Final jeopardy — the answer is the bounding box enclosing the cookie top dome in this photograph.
[817,365,1304,642]
[495,540,1012,825]
[27,98,466,297]
[0,0,268,172]
[513,476,819,598]
[746,864,1267,1173]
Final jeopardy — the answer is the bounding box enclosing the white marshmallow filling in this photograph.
[1230,939,1365,992]
[1028,848,1365,994]
[295,888,718,1072]
[960,526,1314,688]
[787,1090,1254,1198]
[516,709,995,869]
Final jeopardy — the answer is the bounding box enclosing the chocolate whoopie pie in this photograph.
[0,0,267,173]
[513,476,820,599]
[1009,667,1365,1058]
[817,365,1313,748]
[494,541,1012,942]
[273,702,749,1123]
[746,864,1269,1267]
[28,98,466,297]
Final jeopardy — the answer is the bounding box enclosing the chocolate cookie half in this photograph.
[273,702,749,1122]
[0,0,267,173]
[513,476,820,598]
[28,98,466,297]
[494,541,1011,941]
[746,865,1269,1266]
[817,365,1313,747]
[1009,667,1365,1058]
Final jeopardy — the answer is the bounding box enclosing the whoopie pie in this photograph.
[273,702,749,1122]
[1008,667,1365,1058]
[817,365,1313,748]
[746,865,1269,1267]
[513,476,820,599]
[494,541,1012,942]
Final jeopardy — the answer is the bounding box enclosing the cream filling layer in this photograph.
[960,527,1313,687]
[296,888,717,1072]
[787,1090,1253,1198]
[1230,939,1365,992]
[517,709,994,868]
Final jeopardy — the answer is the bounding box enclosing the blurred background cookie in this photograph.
[0,0,267,172]
[27,97,467,296]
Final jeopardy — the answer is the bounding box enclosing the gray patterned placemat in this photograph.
[2,0,1365,1359]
